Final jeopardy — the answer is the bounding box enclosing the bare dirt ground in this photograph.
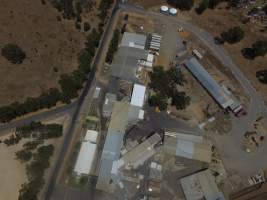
[129,0,267,103]
[0,0,86,106]
[185,3,267,103]
[0,115,70,200]
[0,138,27,200]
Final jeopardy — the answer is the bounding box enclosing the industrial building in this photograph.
[73,130,98,177]
[180,169,225,200]
[120,32,147,49]
[102,93,117,118]
[164,132,212,163]
[111,46,148,82]
[115,133,162,170]
[96,102,130,191]
[130,84,147,108]
[185,57,242,113]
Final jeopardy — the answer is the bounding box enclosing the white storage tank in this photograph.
[169,8,177,15]
[160,5,169,13]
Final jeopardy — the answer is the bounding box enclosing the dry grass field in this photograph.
[188,3,267,102]
[0,115,70,200]
[0,0,87,106]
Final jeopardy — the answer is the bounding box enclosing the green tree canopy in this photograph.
[220,26,244,44]
[1,44,26,64]
[167,0,194,10]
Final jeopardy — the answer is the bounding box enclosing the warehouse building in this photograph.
[120,32,147,49]
[164,132,212,163]
[130,83,147,108]
[73,130,98,177]
[111,46,148,82]
[185,57,244,114]
[115,133,162,170]
[97,102,130,192]
[180,169,225,200]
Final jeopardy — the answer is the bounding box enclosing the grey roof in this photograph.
[118,133,162,169]
[121,32,147,49]
[185,57,232,109]
[96,133,124,191]
[180,169,225,200]
[97,102,130,190]
[128,105,141,124]
[103,93,117,118]
[111,47,148,82]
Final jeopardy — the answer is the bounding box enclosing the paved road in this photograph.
[45,1,120,200]
[120,3,267,175]
[0,101,77,136]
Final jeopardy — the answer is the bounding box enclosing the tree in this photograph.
[208,0,221,9]
[252,40,267,57]
[263,4,267,15]
[256,70,267,84]
[167,0,194,10]
[195,0,209,15]
[220,26,244,44]
[83,22,91,32]
[242,40,267,59]
[1,44,26,64]
[166,67,186,86]
[106,29,120,64]
[148,95,168,111]
[171,91,191,110]
[58,74,79,103]
[23,140,44,150]
[16,149,32,163]
[78,49,92,73]
[98,0,114,21]
[241,48,255,60]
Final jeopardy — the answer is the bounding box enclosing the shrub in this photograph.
[220,26,244,44]
[83,22,91,32]
[1,44,26,64]
[256,70,267,84]
[105,29,120,64]
[242,40,267,59]
[167,0,194,10]
[16,149,32,163]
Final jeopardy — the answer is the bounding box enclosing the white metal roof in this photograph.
[74,141,97,176]
[169,8,177,15]
[84,130,98,143]
[130,84,146,107]
[160,5,169,12]
[147,54,154,62]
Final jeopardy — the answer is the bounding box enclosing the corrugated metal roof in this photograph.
[74,141,96,176]
[97,102,130,190]
[185,57,233,109]
[118,133,161,169]
[111,47,148,82]
[84,130,98,143]
[130,84,146,107]
[181,169,225,200]
[121,32,147,49]
[164,132,212,163]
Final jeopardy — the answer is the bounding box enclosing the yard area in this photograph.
[128,0,267,103]
[0,0,100,106]
[187,3,267,103]
[0,115,70,200]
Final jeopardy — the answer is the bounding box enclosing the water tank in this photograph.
[169,8,177,15]
[160,5,169,13]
